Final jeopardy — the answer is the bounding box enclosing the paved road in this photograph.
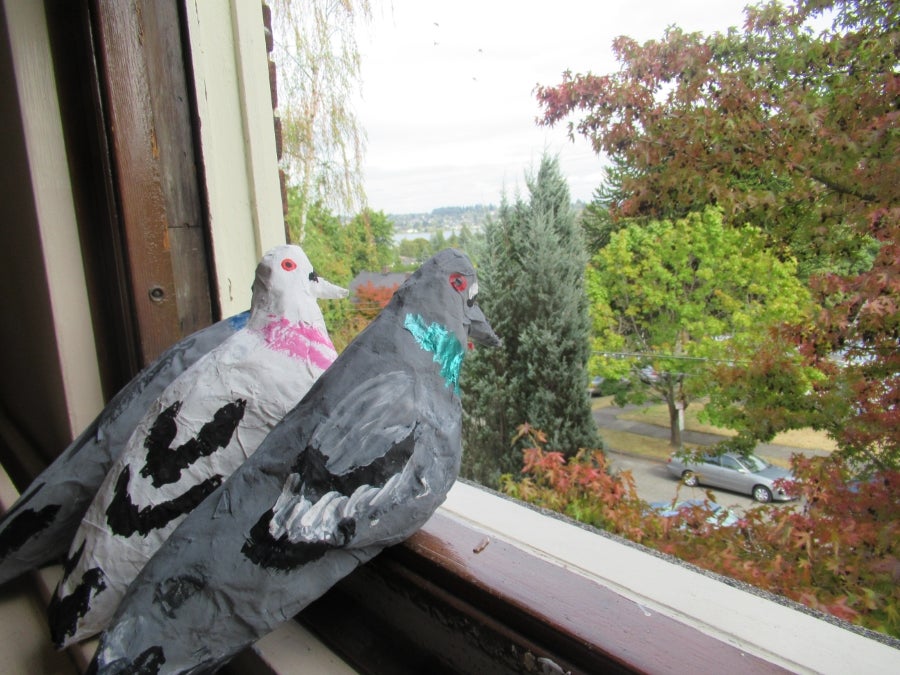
[592,402,830,463]
[592,403,817,512]
[606,450,758,513]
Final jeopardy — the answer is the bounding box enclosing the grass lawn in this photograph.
[598,428,792,468]
[597,428,673,462]
[614,401,836,452]
[591,396,830,467]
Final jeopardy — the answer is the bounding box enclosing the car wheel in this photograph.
[752,485,772,503]
[682,471,699,487]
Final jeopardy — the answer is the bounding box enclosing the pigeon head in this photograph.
[393,249,501,349]
[248,245,348,330]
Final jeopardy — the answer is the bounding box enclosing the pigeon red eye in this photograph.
[449,273,467,292]
[281,259,297,271]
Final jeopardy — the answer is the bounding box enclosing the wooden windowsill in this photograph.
[295,481,898,674]
[2,465,897,674]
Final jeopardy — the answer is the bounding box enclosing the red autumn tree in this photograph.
[502,425,900,637]
[353,280,398,320]
[326,280,399,350]
[536,0,899,470]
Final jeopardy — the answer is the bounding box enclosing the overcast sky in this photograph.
[355,0,753,214]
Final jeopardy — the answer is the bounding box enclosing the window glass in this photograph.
[742,455,768,472]
[721,456,742,471]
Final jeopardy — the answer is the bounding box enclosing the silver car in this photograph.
[666,452,796,503]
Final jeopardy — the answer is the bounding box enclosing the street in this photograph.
[592,402,809,515]
[606,450,758,513]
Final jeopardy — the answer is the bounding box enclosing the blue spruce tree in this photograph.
[462,155,600,485]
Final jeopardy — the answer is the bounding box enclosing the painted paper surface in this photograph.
[0,313,248,587]
[49,245,346,648]
[87,249,500,675]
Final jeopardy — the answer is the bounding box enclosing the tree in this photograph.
[345,208,397,276]
[503,426,900,638]
[462,155,600,485]
[396,237,432,265]
[536,0,899,469]
[272,0,371,240]
[285,189,396,351]
[589,208,811,449]
[353,281,399,320]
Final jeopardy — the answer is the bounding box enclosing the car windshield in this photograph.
[740,455,769,472]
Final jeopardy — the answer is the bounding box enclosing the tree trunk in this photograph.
[666,395,683,450]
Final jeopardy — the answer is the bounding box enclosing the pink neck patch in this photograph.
[261,317,337,370]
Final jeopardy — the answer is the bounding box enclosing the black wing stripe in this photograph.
[48,541,107,647]
[0,482,61,558]
[293,426,417,501]
[140,400,246,488]
[106,466,222,538]
[242,428,417,571]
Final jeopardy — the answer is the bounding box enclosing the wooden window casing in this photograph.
[3,5,898,675]
[56,0,215,386]
[292,512,788,675]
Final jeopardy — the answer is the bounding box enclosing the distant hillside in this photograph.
[389,204,498,234]
[388,201,586,236]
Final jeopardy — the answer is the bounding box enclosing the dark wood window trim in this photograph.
[46,0,215,396]
[290,511,787,675]
[280,482,900,674]
[2,462,897,673]
[87,0,214,364]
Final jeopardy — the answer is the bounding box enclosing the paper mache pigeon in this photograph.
[49,244,347,648]
[87,249,500,674]
[0,312,248,588]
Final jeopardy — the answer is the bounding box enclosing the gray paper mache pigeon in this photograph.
[88,249,500,674]
[0,312,247,588]
[49,244,346,648]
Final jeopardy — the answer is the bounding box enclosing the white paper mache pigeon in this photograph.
[87,249,500,674]
[49,244,346,648]
[0,312,248,588]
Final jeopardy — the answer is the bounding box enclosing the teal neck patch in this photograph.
[404,313,464,394]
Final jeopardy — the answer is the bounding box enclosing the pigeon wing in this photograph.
[0,313,246,586]
[243,369,458,568]
[89,368,461,674]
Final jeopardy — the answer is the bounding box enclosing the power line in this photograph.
[592,351,748,365]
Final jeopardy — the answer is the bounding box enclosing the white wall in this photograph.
[184,1,287,316]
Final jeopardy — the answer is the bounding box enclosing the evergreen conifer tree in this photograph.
[462,155,600,485]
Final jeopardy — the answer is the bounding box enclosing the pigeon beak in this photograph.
[314,278,349,300]
[465,302,501,347]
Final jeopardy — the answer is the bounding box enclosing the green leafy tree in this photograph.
[286,189,396,350]
[345,208,397,276]
[273,0,371,240]
[536,0,899,469]
[462,155,600,485]
[396,237,431,265]
[289,193,352,282]
[590,208,812,449]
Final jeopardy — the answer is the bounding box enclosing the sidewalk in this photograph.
[592,403,830,463]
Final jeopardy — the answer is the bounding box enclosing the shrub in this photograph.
[501,425,900,637]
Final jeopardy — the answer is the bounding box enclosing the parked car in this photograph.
[666,452,796,503]
[648,499,740,528]
[587,375,630,397]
